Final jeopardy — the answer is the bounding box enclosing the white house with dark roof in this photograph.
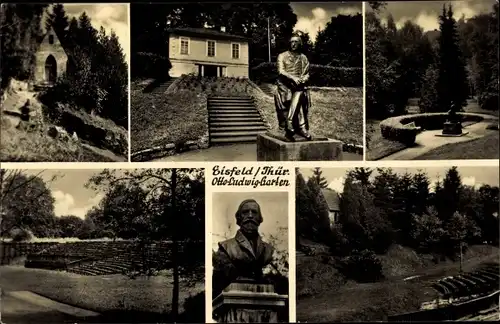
[167,27,250,78]
[320,188,341,228]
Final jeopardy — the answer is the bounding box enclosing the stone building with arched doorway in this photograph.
[33,26,69,86]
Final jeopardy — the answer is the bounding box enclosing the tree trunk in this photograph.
[171,169,179,321]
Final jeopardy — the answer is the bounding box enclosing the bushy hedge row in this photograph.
[170,75,254,96]
[251,62,362,87]
[380,113,486,145]
[132,52,172,79]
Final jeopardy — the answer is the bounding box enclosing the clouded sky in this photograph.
[299,166,500,194]
[47,3,129,61]
[23,169,104,219]
[369,0,497,31]
[291,2,362,43]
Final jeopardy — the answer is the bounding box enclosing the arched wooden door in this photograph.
[45,55,57,83]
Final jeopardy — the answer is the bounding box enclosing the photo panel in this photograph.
[206,163,295,323]
[295,164,499,322]
[0,3,130,162]
[0,167,205,323]
[211,191,290,323]
[365,1,499,161]
[130,2,364,162]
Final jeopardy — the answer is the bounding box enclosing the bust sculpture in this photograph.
[212,199,274,298]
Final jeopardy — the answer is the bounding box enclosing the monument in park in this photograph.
[439,103,469,137]
[257,33,343,161]
[212,199,288,323]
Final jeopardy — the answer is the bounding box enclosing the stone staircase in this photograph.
[208,96,267,144]
[143,77,177,94]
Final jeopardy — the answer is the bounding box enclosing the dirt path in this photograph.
[1,289,100,324]
[382,121,497,160]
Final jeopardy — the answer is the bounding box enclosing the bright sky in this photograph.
[45,3,129,61]
[291,2,362,43]
[299,166,500,194]
[371,0,497,31]
[23,169,105,219]
[211,192,289,253]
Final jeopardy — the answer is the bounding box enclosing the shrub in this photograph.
[132,52,172,79]
[380,118,419,145]
[478,92,499,111]
[251,62,362,87]
[10,228,34,242]
[338,249,383,282]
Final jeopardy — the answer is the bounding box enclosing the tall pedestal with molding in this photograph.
[213,280,288,323]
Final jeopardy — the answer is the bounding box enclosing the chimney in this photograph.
[220,26,226,32]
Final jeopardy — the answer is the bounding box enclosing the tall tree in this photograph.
[438,166,463,222]
[311,167,328,189]
[436,4,469,111]
[313,14,362,67]
[45,4,69,43]
[0,4,48,88]
[1,169,60,238]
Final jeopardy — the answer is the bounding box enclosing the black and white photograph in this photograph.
[130,2,363,162]
[296,166,499,322]
[0,168,205,323]
[211,192,289,322]
[0,4,129,162]
[365,1,499,161]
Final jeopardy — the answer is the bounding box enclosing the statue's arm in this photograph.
[277,53,298,85]
[300,56,310,83]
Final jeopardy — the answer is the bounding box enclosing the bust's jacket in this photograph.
[212,230,274,298]
[218,230,274,265]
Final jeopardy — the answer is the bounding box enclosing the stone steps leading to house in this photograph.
[208,96,267,145]
[147,77,177,94]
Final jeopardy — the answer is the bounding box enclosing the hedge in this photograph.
[380,112,487,145]
[131,52,172,79]
[250,62,362,87]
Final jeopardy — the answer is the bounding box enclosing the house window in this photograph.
[180,37,189,55]
[207,40,216,57]
[232,43,240,59]
[49,35,54,44]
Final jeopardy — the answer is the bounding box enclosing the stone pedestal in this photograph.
[213,280,288,323]
[257,132,343,161]
[436,122,469,137]
[442,121,463,135]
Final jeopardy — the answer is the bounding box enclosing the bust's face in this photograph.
[290,37,301,51]
[239,201,260,235]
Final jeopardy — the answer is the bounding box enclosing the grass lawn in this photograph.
[254,85,363,146]
[416,131,499,160]
[297,242,499,322]
[0,266,204,322]
[366,118,408,160]
[130,80,208,153]
[0,124,115,162]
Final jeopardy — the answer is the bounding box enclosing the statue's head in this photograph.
[235,199,263,237]
[290,32,303,52]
